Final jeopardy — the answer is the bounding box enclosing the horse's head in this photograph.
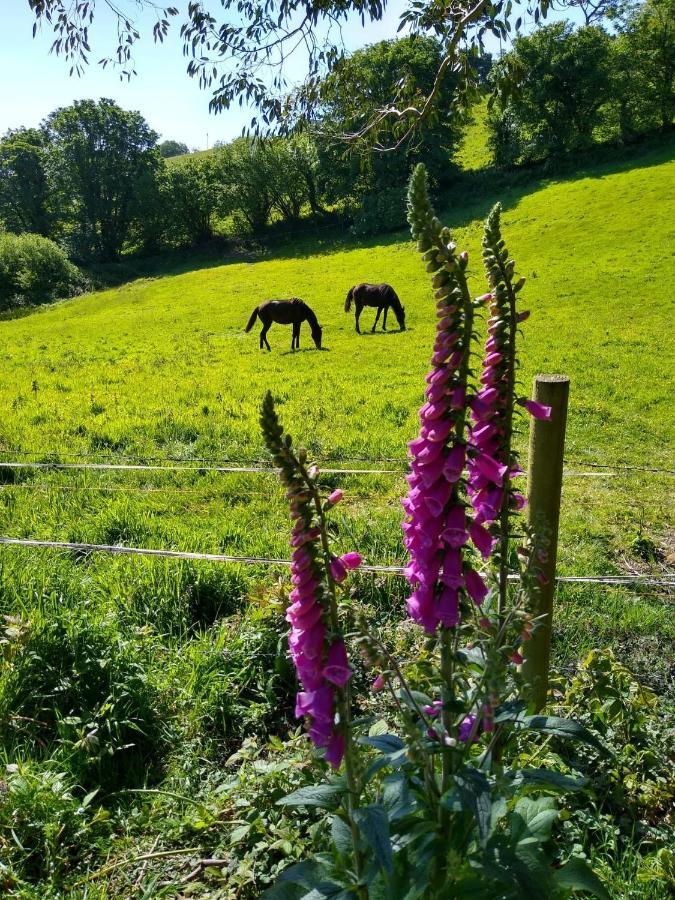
[312,323,323,349]
[397,304,406,331]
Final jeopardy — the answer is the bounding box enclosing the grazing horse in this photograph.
[344,283,406,334]
[244,298,323,352]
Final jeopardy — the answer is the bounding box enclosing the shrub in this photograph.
[0,611,170,789]
[0,762,110,886]
[350,186,408,237]
[185,605,296,746]
[0,232,84,311]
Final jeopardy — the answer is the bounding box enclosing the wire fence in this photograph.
[0,537,673,589]
[0,448,671,590]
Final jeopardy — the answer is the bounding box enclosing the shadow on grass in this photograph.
[83,132,675,292]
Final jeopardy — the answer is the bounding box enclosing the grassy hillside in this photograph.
[0,138,673,895]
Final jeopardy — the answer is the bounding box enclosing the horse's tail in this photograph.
[344,287,353,313]
[244,306,259,332]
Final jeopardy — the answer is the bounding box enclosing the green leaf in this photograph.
[331,814,354,856]
[263,859,327,898]
[397,689,433,713]
[500,712,609,755]
[450,768,493,848]
[504,768,588,792]
[278,783,346,809]
[229,823,252,844]
[359,734,405,754]
[302,884,351,900]
[353,805,394,874]
[382,774,415,822]
[512,797,558,844]
[553,857,611,899]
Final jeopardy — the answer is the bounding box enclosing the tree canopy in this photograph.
[25,0,551,143]
[45,98,159,260]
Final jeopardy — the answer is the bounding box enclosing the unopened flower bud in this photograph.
[327,489,343,505]
[371,674,386,692]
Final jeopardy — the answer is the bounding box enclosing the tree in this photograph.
[45,99,159,261]
[0,128,53,237]
[488,23,614,164]
[551,0,630,26]
[25,0,552,146]
[623,0,675,130]
[164,154,224,246]
[316,35,463,207]
[158,139,189,158]
[225,139,275,232]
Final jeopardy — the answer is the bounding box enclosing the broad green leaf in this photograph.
[505,768,588,792]
[353,805,394,874]
[451,768,492,848]
[263,860,328,898]
[302,883,352,899]
[359,734,405,754]
[331,814,354,856]
[553,857,611,899]
[278,783,346,809]
[512,797,558,844]
[382,774,415,821]
[500,711,609,755]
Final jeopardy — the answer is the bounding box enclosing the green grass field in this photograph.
[0,136,673,896]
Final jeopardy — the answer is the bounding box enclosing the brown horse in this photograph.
[344,283,406,334]
[244,298,323,352]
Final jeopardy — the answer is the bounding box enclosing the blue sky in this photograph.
[0,1,579,149]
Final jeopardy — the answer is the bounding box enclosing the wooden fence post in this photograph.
[521,374,570,712]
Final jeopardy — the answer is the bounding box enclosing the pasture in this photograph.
[0,137,673,895]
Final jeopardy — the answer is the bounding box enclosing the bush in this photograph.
[0,232,84,311]
[0,762,110,886]
[350,185,409,237]
[185,605,296,746]
[0,611,170,789]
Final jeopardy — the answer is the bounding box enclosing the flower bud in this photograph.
[327,489,343,505]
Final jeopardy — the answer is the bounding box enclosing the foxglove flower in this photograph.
[403,164,488,632]
[260,392,353,769]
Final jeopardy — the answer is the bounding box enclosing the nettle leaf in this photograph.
[553,857,611,899]
[504,768,588,793]
[278,782,346,809]
[353,805,394,874]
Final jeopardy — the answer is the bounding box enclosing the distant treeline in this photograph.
[0,2,672,273]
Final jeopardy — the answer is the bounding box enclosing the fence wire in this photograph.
[0,537,672,588]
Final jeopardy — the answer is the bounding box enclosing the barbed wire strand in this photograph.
[0,537,672,587]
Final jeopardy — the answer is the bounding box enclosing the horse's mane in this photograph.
[305,305,321,332]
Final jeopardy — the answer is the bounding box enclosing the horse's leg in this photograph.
[383,305,389,331]
[372,306,382,332]
[292,322,299,350]
[355,303,362,334]
[261,323,271,351]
